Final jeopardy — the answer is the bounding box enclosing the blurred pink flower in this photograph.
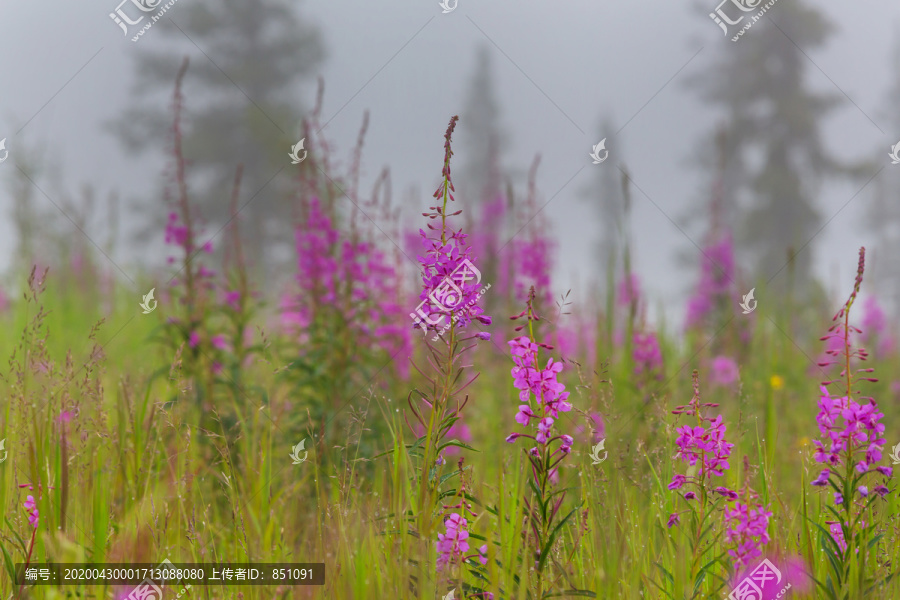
[710,355,739,386]
[575,412,606,444]
[223,290,241,311]
[633,331,663,382]
[443,421,472,456]
[617,273,641,308]
[589,412,605,443]
[189,331,200,348]
[211,335,229,351]
[685,233,735,329]
[826,521,848,554]
[780,555,813,594]
[861,295,895,357]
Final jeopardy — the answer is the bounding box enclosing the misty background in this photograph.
[1,0,899,331]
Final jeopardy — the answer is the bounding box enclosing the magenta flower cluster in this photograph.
[436,513,488,571]
[506,336,573,451]
[723,502,772,568]
[666,373,737,527]
[164,211,216,285]
[811,385,889,499]
[684,233,735,329]
[285,196,412,368]
[514,234,553,306]
[670,414,734,481]
[19,483,49,529]
[164,211,213,263]
[633,331,663,381]
[23,495,38,529]
[414,227,491,334]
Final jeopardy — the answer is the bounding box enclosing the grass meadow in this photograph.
[1,102,899,600]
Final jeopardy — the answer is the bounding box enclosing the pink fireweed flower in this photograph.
[715,487,739,501]
[811,469,830,486]
[724,502,772,569]
[617,273,641,308]
[211,335,228,351]
[589,411,605,443]
[812,386,886,472]
[513,235,554,306]
[668,474,686,490]
[861,295,895,357]
[288,195,413,376]
[189,331,200,348]
[811,250,890,577]
[781,555,814,594]
[709,355,739,386]
[164,212,189,249]
[223,290,241,311]
[536,417,555,444]
[515,404,538,426]
[826,521,848,553]
[633,331,663,381]
[415,130,492,337]
[436,513,470,571]
[684,233,735,329]
[574,411,605,444]
[414,230,491,335]
[24,495,38,529]
[507,338,572,445]
[668,371,734,492]
[506,288,575,495]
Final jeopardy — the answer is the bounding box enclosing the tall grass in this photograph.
[1,75,900,600]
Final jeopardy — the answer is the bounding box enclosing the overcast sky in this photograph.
[1,0,898,329]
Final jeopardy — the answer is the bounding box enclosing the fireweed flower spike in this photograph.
[723,497,772,569]
[659,371,745,588]
[684,232,736,330]
[668,372,733,494]
[506,286,581,598]
[403,119,491,591]
[809,248,891,592]
[416,120,492,337]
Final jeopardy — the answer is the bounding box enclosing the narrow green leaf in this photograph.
[436,440,480,453]
[537,505,581,573]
